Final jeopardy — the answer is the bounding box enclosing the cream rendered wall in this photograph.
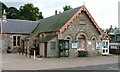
[47,37,58,57]
[40,43,44,57]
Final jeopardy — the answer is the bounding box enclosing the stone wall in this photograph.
[2,33,28,53]
[58,12,102,57]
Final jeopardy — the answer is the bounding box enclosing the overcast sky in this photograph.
[1,0,120,29]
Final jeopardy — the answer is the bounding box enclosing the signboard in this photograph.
[72,40,78,48]
[96,42,101,49]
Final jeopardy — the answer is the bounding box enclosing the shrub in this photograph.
[78,50,88,57]
[6,47,11,53]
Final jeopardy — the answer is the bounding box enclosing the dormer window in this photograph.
[40,33,46,38]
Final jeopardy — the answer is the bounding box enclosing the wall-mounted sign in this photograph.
[88,41,91,45]
[96,42,101,49]
[71,40,78,48]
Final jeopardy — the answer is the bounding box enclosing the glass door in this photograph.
[59,40,69,57]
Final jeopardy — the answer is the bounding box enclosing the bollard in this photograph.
[34,50,36,59]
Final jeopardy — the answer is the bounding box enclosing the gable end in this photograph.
[60,5,103,35]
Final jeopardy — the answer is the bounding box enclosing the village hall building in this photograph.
[26,5,106,58]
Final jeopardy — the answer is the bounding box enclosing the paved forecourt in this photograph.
[2,53,119,70]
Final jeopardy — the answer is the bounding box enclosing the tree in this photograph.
[7,7,19,19]
[63,5,72,11]
[19,3,43,21]
[0,2,8,17]
[104,25,115,34]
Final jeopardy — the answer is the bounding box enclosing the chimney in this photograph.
[2,9,7,22]
[55,10,57,15]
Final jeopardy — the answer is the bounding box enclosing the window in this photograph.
[40,33,46,38]
[12,36,21,47]
[64,35,72,42]
[50,42,56,49]
[67,37,70,40]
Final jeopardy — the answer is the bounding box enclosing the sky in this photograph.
[1,0,120,29]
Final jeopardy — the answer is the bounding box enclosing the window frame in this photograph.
[12,35,22,47]
[50,41,56,49]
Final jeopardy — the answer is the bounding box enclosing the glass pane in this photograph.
[13,41,16,46]
[17,41,20,46]
[17,36,21,46]
[13,36,16,41]
[106,42,108,48]
[106,49,108,53]
[103,49,105,53]
[50,42,56,49]
[65,41,69,49]
[13,36,16,46]
[92,41,95,49]
[103,42,105,48]
[67,37,70,40]
[65,50,69,56]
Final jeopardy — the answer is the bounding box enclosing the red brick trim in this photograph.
[60,5,104,35]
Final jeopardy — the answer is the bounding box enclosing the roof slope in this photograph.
[31,6,81,35]
[2,19,38,34]
[29,5,104,39]
[39,35,57,43]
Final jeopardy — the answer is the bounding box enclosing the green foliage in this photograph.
[63,5,72,11]
[0,2,8,13]
[7,7,19,19]
[104,25,115,34]
[1,2,43,21]
[78,51,88,57]
[6,46,11,53]
[0,2,8,18]
[19,3,43,21]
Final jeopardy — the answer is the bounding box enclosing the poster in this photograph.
[96,42,101,49]
[71,40,78,48]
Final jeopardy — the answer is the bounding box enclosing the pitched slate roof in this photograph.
[2,19,38,34]
[29,5,103,39]
[31,6,81,35]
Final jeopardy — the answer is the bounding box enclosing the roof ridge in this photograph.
[6,19,38,22]
[38,6,82,21]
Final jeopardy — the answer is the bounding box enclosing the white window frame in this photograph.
[12,35,22,47]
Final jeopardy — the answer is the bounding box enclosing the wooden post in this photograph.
[29,49,31,58]
[22,48,23,55]
[25,49,27,57]
[19,47,21,55]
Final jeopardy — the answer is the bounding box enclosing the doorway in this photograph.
[59,40,69,57]
[77,35,86,50]
[44,42,48,57]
